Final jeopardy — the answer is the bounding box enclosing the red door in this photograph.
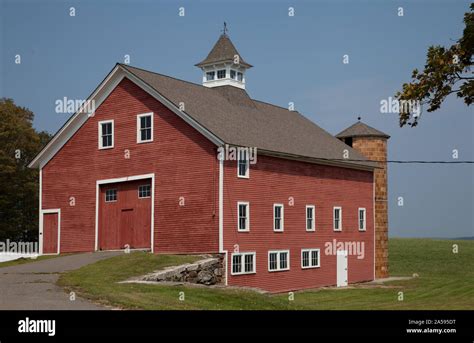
[43,213,58,254]
[120,209,134,249]
[99,179,151,250]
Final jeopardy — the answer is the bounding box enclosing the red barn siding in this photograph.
[42,78,219,254]
[223,155,374,293]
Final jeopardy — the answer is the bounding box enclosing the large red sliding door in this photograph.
[99,179,151,250]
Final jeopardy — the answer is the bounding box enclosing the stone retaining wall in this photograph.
[141,254,225,286]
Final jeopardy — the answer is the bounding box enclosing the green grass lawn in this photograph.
[57,238,474,310]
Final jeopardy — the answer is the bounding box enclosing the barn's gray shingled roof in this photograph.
[195,34,253,68]
[121,64,376,169]
[336,121,390,139]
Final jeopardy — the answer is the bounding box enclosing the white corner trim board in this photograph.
[94,173,155,252]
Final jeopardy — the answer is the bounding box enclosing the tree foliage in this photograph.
[0,98,50,242]
[396,3,473,127]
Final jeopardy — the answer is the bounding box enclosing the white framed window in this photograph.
[273,204,284,232]
[206,71,215,81]
[105,189,117,202]
[231,252,256,275]
[268,250,290,272]
[306,205,315,231]
[237,149,249,178]
[217,69,226,79]
[358,208,366,231]
[230,69,236,79]
[137,113,153,143]
[138,185,151,198]
[301,249,320,269]
[98,120,114,149]
[237,201,250,232]
[237,72,243,81]
[333,206,342,231]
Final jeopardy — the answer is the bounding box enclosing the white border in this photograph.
[98,119,114,149]
[40,208,61,255]
[333,206,342,231]
[301,248,320,269]
[237,201,250,232]
[230,252,256,275]
[358,207,367,231]
[136,112,154,144]
[268,249,290,272]
[273,203,284,232]
[95,173,155,252]
[305,205,315,231]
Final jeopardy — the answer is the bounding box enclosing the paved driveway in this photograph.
[0,251,121,310]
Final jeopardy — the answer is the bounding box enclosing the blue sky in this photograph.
[1,0,473,237]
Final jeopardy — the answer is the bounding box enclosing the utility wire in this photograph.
[317,158,474,164]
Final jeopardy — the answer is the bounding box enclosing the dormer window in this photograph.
[206,71,215,81]
[217,69,226,79]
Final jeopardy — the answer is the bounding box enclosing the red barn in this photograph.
[29,33,390,293]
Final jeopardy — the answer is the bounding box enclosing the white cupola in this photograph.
[195,23,252,89]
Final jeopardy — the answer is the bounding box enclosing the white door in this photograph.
[337,250,348,287]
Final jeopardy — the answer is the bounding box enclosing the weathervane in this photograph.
[222,22,228,35]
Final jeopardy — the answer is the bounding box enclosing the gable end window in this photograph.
[333,206,342,231]
[237,202,250,231]
[138,185,151,198]
[231,252,256,275]
[301,249,320,269]
[268,250,290,272]
[98,120,114,149]
[237,149,249,178]
[137,113,153,143]
[105,189,117,202]
[306,205,315,231]
[358,208,366,231]
[273,204,284,232]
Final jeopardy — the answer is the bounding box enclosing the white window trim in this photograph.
[301,248,321,269]
[136,112,154,143]
[105,189,117,203]
[138,184,151,199]
[230,252,256,275]
[306,205,315,231]
[273,204,284,232]
[237,150,250,179]
[333,206,342,231]
[268,250,290,272]
[358,207,367,231]
[237,201,250,232]
[98,119,114,149]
